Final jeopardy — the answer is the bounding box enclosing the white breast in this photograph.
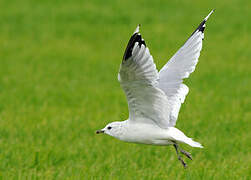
[118,120,173,145]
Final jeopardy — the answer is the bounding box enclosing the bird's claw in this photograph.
[180,149,193,160]
[178,157,187,168]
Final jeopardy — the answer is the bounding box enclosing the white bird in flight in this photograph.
[96,10,214,168]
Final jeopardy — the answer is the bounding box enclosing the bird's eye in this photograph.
[107,126,112,130]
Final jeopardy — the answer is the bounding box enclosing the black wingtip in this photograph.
[123,25,146,61]
[198,20,206,33]
[189,10,215,37]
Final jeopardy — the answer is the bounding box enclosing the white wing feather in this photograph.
[119,10,214,128]
[119,26,171,128]
[158,10,214,126]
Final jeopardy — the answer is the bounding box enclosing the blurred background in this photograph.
[0,0,250,179]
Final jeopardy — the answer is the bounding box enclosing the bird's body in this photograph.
[107,120,202,147]
[96,10,214,168]
[119,120,173,145]
[109,120,173,145]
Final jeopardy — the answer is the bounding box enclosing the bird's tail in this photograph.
[169,127,203,148]
[183,138,203,148]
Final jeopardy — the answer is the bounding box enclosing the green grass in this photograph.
[0,0,250,179]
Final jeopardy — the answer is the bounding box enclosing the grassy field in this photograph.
[0,0,250,179]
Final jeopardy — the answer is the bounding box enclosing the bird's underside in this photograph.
[97,9,214,168]
[117,121,202,168]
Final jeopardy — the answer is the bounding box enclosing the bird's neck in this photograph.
[112,120,129,139]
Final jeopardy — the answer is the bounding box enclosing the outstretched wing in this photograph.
[118,25,171,128]
[158,10,214,126]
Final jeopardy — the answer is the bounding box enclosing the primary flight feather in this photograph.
[96,9,214,168]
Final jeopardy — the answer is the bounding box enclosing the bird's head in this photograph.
[96,121,123,138]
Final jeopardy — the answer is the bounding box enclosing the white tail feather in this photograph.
[184,138,203,148]
[169,127,203,148]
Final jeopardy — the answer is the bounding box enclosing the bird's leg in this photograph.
[179,148,193,160]
[173,144,187,168]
